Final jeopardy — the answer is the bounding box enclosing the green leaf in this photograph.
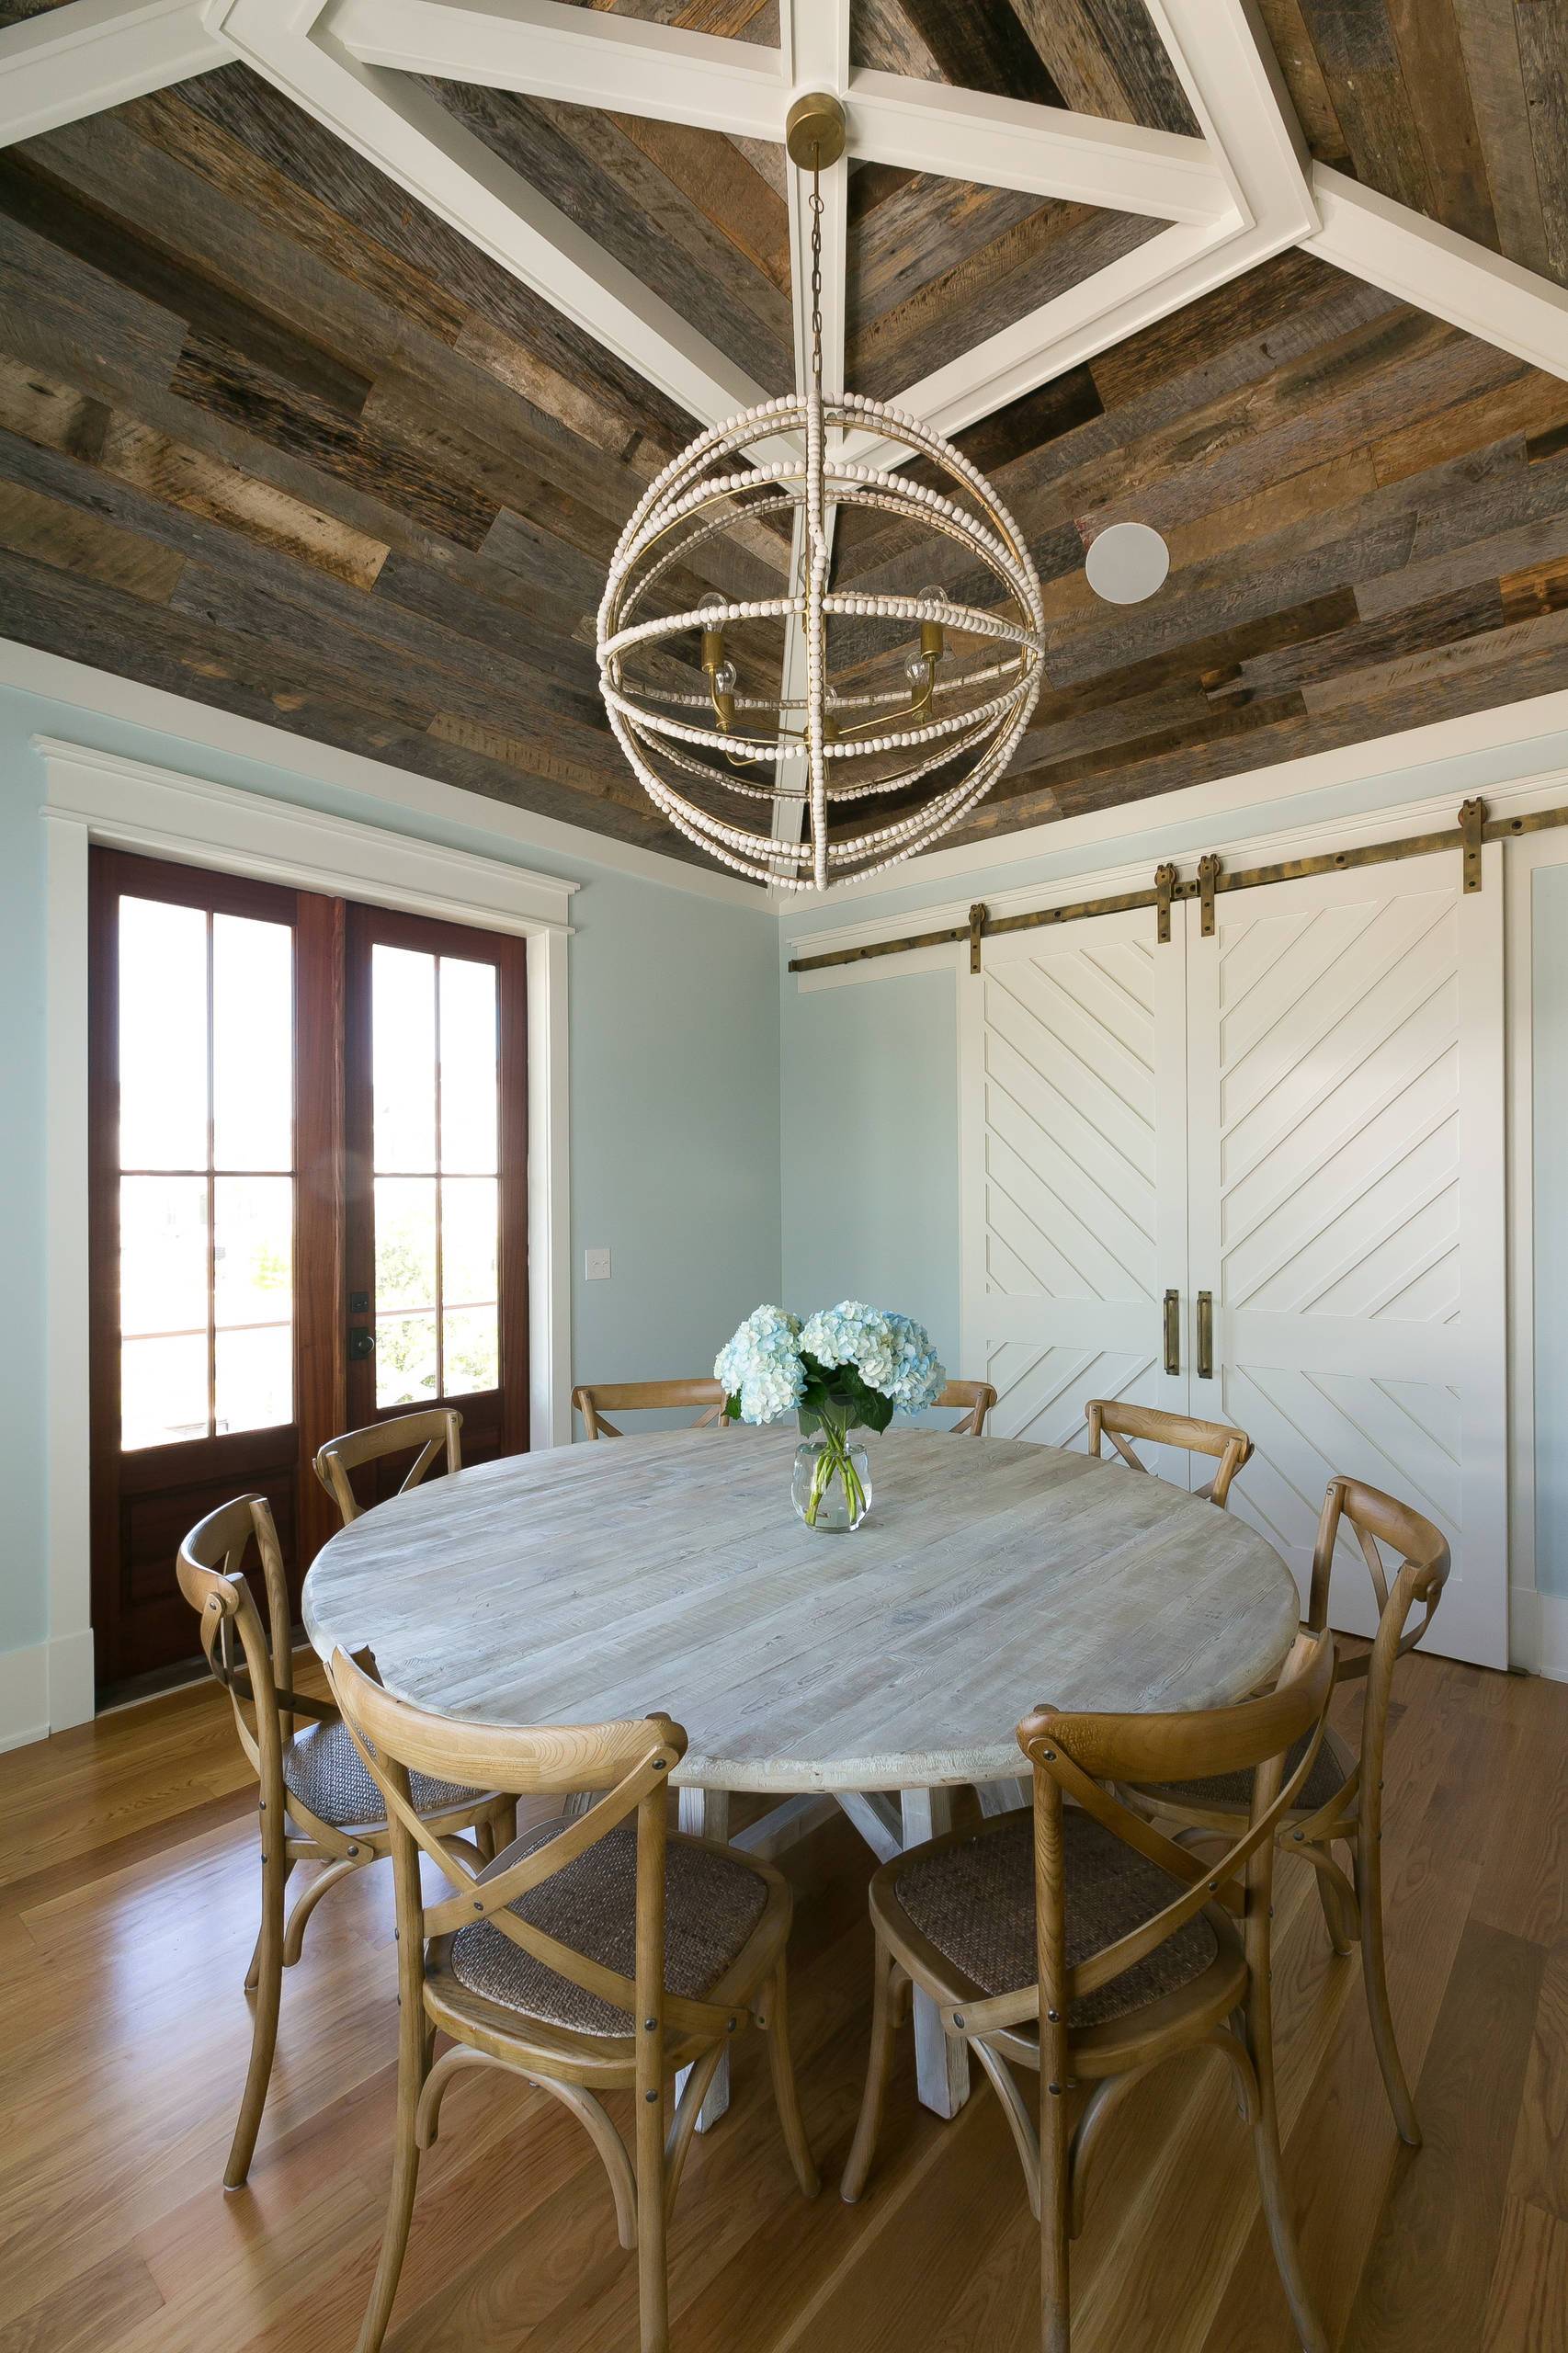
[724,1392,743,1421]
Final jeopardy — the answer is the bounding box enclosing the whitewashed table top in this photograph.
[302,1425,1301,1793]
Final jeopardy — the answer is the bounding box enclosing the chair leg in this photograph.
[759,1961,821,2200]
[842,1937,902,2203]
[355,2002,428,2353]
[1358,1831,1421,2148]
[1245,1983,1327,2353]
[1312,1858,1353,1959]
[1040,2067,1071,2353]
[636,2065,670,2353]
[244,1856,292,1992]
[225,1828,287,2188]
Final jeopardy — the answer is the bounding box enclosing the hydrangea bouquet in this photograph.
[715,1302,945,1529]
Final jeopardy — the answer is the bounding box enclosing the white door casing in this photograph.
[1185,847,1507,1666]
[960,907,1193,1483]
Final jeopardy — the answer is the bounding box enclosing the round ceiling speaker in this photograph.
[1085,520,1170,605]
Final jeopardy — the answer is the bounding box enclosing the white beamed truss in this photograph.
[5,0,1568,849]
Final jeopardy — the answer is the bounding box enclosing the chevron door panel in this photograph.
[1186,852,1506,1665]
[961,909,1193,1481]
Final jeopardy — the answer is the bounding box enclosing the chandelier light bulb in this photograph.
[905,654,933,688]
[712,659,738,695]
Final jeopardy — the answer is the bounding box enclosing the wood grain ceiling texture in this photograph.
[1256,0,1568,288]
[0,0,1566,872]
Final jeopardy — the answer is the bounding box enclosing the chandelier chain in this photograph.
[809,159,824,397]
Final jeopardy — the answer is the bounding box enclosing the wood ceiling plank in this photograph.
[173,65,699,460]
[1352,497,1568,619]
[1220,577,1506,697]
[123,84,471,350]
[849,0,943,81]
[1016,0,1200,138]
[848,175,1045,334]
[888,2,1065,106]
[1384,0,1498,251]
[0,472,184,602]
[1085,245,1362,412]
[1452,0,1552,280]
[1253,0,1350,165]
[1500,548,1568,620]
[0,205,186,404]
[1369,367,1568,483]
[1294,0,1435,217]
[608,109,790,296]
[424,82,793,392]
[850,203,1159,400]
[1515,0,1568,287]
[169,333,501,551]
[1301,597,1568,708]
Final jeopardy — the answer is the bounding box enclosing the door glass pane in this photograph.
[372,946,436,1173]
[441,1176,497,1305]
[216,1324,292,1435]
[377,1312,438,1409]
[122,1334,209,1450]
[439,957,498,1174]
[375,1177,437,1311]
[213,915,292,1172]
[119,1176,208,1340]
[119,898,206,1170]
[215,1176,294,1327]
[444,1304,498,1396]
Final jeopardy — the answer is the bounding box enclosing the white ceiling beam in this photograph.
[1308,165,1568,386]
[0,0,227,148]
[328,0,785,143]
[845,72,1229,226]
[207,0,788,448]
[1143,0,1316,238]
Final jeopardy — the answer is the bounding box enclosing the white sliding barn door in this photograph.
[1185,849,1507,1665]
[960,910,1193,1476]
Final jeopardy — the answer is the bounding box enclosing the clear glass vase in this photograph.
[791,1424,872,1532]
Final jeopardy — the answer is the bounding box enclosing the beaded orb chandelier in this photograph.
[597,93,1047,892]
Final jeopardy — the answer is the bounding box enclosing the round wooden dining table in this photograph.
[303,1422,1300,2124]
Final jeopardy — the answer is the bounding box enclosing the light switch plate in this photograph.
[584,1246,612,1280]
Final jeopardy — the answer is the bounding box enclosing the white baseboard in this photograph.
[0,1628,96,1754]
[0,1644,49,1754]
[1509,1586,1568,1681]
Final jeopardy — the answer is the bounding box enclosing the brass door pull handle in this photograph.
[1163,1288,1180,1377]
[1197,1290,1214,1381]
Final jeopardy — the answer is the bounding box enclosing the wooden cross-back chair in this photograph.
[326,1650,819,2353]
[1134,1473,1450,2148]
[312,1406,463,1528]
[843,1631,1335,2353]
[937,1379,998,1436]
[1086,1398,1253,1508]
[175,1495,512,2189]
[573,1379,728,1439]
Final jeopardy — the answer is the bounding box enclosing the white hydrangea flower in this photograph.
[714,1303,805,1425]
[800,1301,899,1390]
[883,1312,946,1413]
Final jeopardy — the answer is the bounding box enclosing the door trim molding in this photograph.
[40,737,575,1731]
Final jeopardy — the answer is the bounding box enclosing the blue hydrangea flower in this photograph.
[882,1312,947,1413]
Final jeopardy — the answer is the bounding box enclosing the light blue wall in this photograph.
[0,684,781,1663]
[781,969,959,1370]
[1533,860,1568,1600]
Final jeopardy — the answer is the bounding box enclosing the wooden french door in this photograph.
[960,850,1508,1666]
[342,903,528,1496]
[88,852,528,1691]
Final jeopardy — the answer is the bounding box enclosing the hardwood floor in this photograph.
[0,1646,1563,2351]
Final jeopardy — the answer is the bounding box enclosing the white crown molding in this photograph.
[1308,165,1568,385]
[0,0,225,148]
[0,640,764,904]
[778,685,1568,913]
[36,736,581,932]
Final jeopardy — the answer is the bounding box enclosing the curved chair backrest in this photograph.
[176,1494,291,1802]
[325,1650,741,2057]
[937,1380,998,1436]
[313,1408,463,1527]
[573,1380,727,1439]
[998,1630,1335,2054]
[1085,1399,1253,1508]
[1306,1474,1450,1831]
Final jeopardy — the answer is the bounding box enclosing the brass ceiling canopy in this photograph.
[784,89,847,172]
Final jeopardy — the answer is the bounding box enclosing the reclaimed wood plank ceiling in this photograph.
[0,0,1566,872]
